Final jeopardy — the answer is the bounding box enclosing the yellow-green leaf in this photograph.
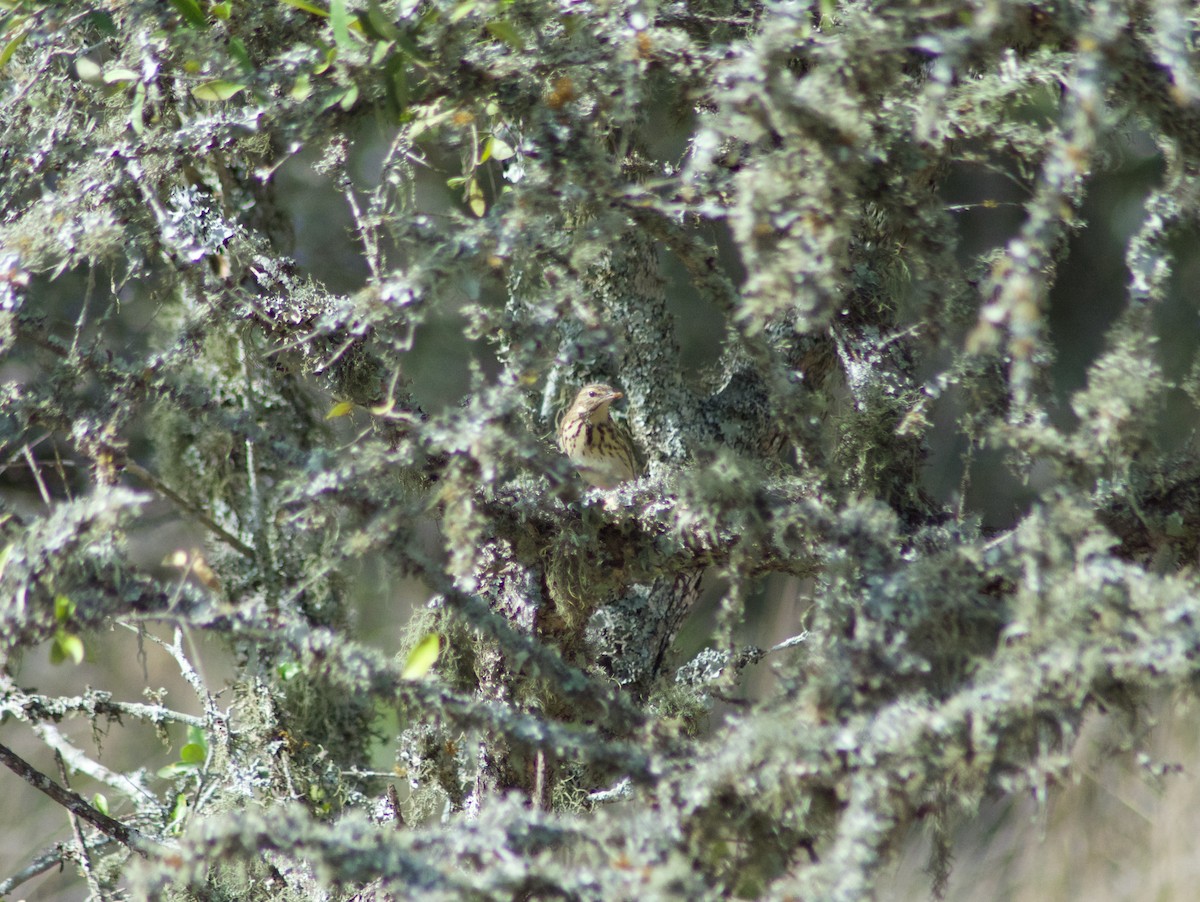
[325,400,355,419]
[51,632,84,666]
[167,793,189,833]
[280,0,329,16]
[449,0,477,23]
[467,177,486,217]
[54,594,75,622]
[402,633,440,679]
[180,742,206,764]
[228,36,253,73]
[102,67,139,84]
[365,0,400,40]
[313,44,336,75]
[277,660,303,681]
[191,79,245,101]
[92,793,109,815]
[482,135,515,163]
[130,80,147,134]
[291,72,313,100]
[485,19,525,51]
[331,0,352,50]
[169,0,208,28]
[0,26,28,69]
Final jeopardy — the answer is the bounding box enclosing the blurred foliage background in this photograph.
[4,0,1200,899]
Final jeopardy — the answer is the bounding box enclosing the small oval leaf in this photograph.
[191,80,246,102]
[51,632,84,666]
[467,178,486,217]
[487,136,515,161]
[402,633,440,679]
[325,400,356,419]
[102,67,139,84]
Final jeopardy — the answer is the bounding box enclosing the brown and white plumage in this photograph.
[557,383,640,489]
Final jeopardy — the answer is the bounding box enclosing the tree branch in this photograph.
[0,741,156,857]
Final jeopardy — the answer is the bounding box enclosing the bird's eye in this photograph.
[587,390,597,397]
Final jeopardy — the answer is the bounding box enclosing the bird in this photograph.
[557,383,640,489]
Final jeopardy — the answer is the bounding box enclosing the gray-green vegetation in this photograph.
[1,0,1198,898]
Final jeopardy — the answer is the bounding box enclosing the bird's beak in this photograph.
[608,390,623,401]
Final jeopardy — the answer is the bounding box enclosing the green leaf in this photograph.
[385,54,408,116]
[277,660,303,681]
[365,0,400,40]
[54,594,75,622]
[338,82,359,110]
[167,793,189,833]
[370,38,392,66]
[480,135,515,164]
[179,742,206,764]
[392,29,426,64]
[50,632,84,666]
[102,67,139,85]
[325,400,356,419]
[191,79,246,101]
[87,11,117,35]
[449,0,478,23]
[169,0,208,28]
[0,25,27,69]
[402,633,440,679]
[291,72,313,100]
[313,44,336,74]
[487,136,515,161]
[211,1,232,19]
[485,19,524,51]
[280,0,329,17]
[130,80,146,134]
[228,36,253,73]
[92,793,109,815]
[467,177,486,217]
[330,0,351,51]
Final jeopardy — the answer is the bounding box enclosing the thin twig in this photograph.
[0,741,155,856]
[387,783,405,830]
[122,459,255,558]
[56,748,103,899]
[0,840,115,896]
[118,624,230,756]
[0,677,207,731]
[22,444,52,506]
[35,722,156,804]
